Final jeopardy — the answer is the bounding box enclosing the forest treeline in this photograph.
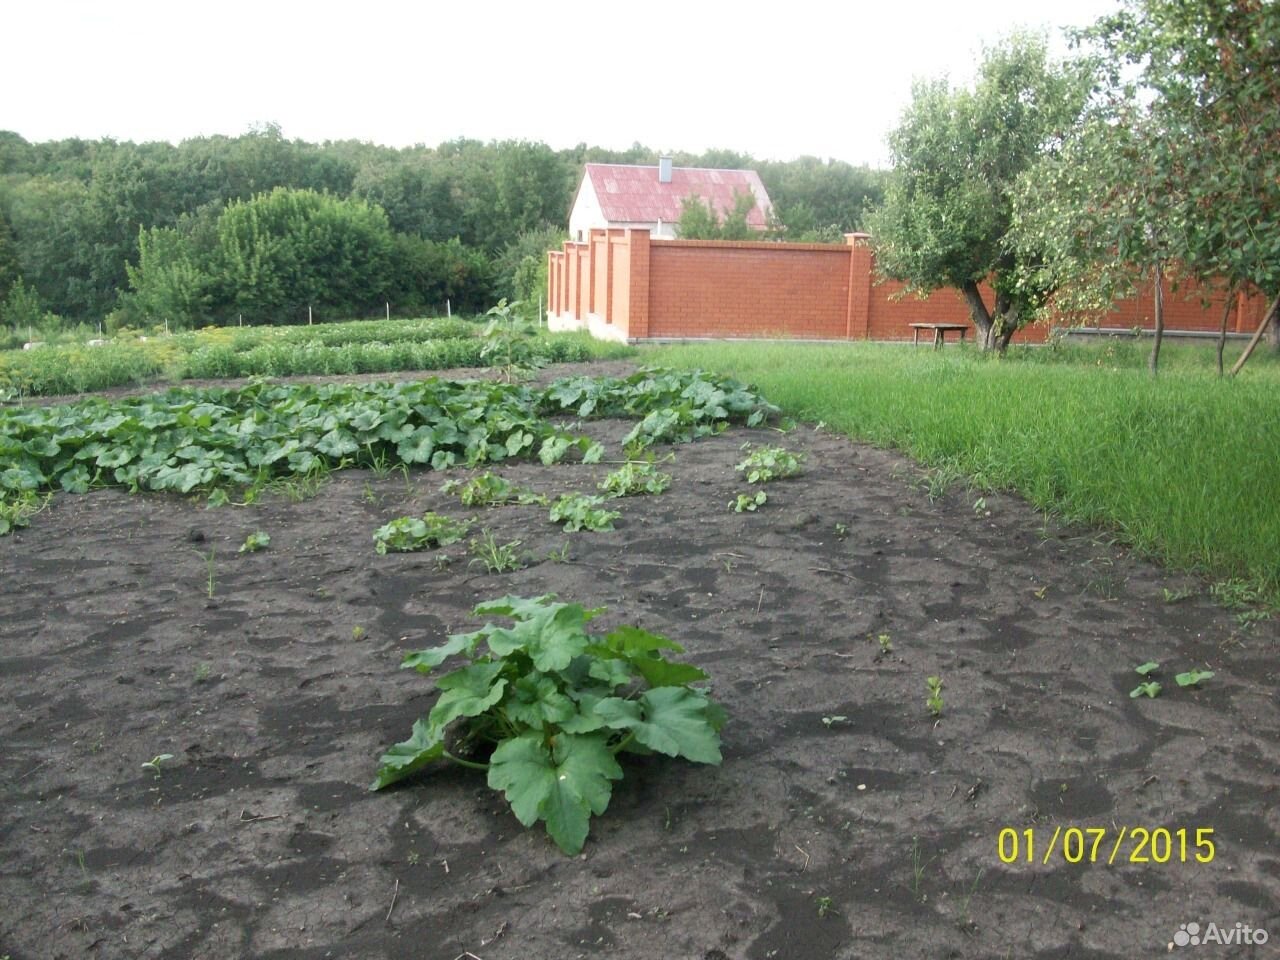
[0,127,885,330]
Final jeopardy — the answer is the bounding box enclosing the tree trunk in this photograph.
[959,282,997,349]
[1229,291,1280,377]
[1215,283,1238,378]
[1148,261,1165,376]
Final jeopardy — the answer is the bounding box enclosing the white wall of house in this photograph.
[568,177,604,242]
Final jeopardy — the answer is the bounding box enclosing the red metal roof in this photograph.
[582,163,772,228]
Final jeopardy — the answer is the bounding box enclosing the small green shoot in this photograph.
[546,542,572,563]
[876,633,892,656]
[816,895,834,918]
[735,444,804,484]
[194,662,212,683]
[352,625,367,641]
[141,753,174,778]
[1162,586,1195,604]
[1175,669,1214,688]
[729,491,768,513]
[198,548,216,598]
[1134,661,1160,677]
[1130,681,1162,699]
[911,836,936,901]
[239,531,270,553]
[821,715,847,728]
[468,530,524,573]
[926,676,944,717]
[834,522,849,539]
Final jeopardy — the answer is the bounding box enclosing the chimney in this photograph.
[658,156,673,183]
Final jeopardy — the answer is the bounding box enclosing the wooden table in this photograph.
[910,323,970,348]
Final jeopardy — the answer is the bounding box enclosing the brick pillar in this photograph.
[845,233,874,340]
[587,230,599,315]
[547,252,557,316]
[627,229,651,340]
[604,230,615,324]
[567,243,580,320]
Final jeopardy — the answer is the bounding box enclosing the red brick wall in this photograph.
[547,229,1252,343]
[647,240,851,339]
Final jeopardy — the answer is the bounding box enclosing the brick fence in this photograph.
[547,229,1263,343]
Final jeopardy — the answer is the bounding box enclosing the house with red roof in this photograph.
[568,158,773,241]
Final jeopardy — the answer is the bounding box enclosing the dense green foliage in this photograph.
[372,595,724,855]
[0,318,633,397]
[1012,0,1280,357]
[0,367,775,512]
[866,34,1092,351]
[0,127,885,328]
[647,340,1280,602]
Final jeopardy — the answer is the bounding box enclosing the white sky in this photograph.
[1,0,1120,167]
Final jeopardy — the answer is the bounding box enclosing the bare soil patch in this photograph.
[2,362,1277,959]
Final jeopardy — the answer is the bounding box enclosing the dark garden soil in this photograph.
[2,361,1277,960]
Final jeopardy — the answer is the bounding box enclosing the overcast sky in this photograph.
[2,0,1120,167]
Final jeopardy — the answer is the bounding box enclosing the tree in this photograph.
[677,191,757,241]
[866,34,1091,351]
[1012,0,1280,372]
[1103,0,1280,368]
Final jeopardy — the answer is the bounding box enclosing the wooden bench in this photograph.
[909,323,970,348]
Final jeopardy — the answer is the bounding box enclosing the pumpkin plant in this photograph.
[372,594,725,855]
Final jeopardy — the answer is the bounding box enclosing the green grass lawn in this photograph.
[644,338,1280,605]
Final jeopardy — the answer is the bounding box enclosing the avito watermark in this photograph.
[1171,922,1269,948]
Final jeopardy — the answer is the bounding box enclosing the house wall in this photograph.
[568,177,604,243]
[547,230,1258,344]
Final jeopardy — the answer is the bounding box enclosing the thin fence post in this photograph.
[386,302,390,321]
[238,314,242,327]
[308,305,313,325]
[446,298,451,318]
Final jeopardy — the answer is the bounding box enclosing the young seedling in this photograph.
[876,633,892,656]
[1130,661,1163,698]
[193,662,212,683]
[816,896,834,919]
[729,491,768,513]
[834,522,849,539]
[925,676,944,718]
[911,836,936,901]
[197,549,216,598]
[141,753,174,778]
[821,715,848,728]
[239,531,270,553]
[468,530,524,573]
[1175,669,1215,688]
[352,625,367,641]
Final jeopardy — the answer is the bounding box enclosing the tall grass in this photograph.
[645,340,1280,602]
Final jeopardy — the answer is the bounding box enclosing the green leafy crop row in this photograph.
[0,368,775,527]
